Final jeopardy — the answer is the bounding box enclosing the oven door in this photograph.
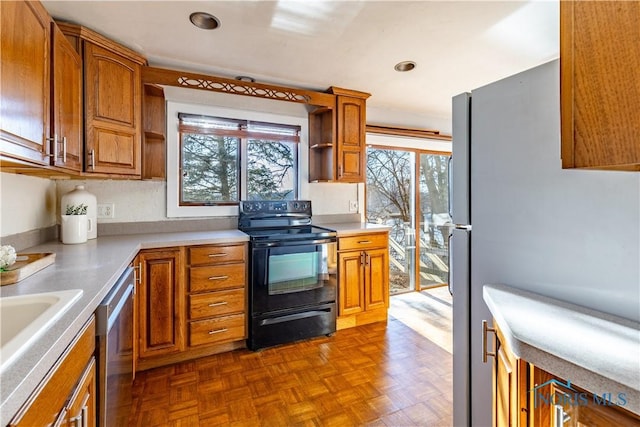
[250,238,337,314]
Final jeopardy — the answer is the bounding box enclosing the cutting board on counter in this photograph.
[0,253,56,286]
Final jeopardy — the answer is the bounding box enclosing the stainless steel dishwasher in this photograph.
[96,266,135,427]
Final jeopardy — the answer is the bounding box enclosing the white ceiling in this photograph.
[42,0,559,132]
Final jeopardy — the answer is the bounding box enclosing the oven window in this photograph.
[268,251,323,294]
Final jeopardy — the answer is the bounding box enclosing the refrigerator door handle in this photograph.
[447,155,453,218]
[447,231,454,295]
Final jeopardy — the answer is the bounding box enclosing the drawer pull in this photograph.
[482,320,496,363]
[208,275,229,280]
[208,253,227,258]
[208,328,228,335]
[357,240,372,244]
[208,301,228,307]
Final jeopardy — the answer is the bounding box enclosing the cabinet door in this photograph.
[336,95,366,182]
[338,250,365,316]
[66,357,96,427]
[51,23,82,172]
[364,248,389,311]
[84,42,141,176]
[0,0,50,165]
[137,249,184,358]
[560,1,640,170]
[9,317,95,427]
[495,343,515,427]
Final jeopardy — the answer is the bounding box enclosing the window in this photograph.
[177,113,300,206]
[167,102,306,217]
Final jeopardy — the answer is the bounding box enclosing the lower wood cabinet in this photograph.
[9,316,96,427]
[187,243,247,348]
[136,243,247,371]
[337,231,389,330]
[136,248,184,362]
[490,321,640,427]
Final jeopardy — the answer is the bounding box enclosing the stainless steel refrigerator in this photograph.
[450,59,640,427]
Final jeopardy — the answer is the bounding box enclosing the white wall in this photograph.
[0,173,57,237]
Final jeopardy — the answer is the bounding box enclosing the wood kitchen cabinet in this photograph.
[9,316,96,427]
[136,248,184,363]
[560,1,640,171]
[337,231,389,330]
[490,321,640,427]
[1,0,51,166]
[136,243,248,371]
[187,243,247,348]
[309,87,370,183]
[51,22,83,172]
[1,1,82,173]
[491,321,529,427]
[57,22,146,177]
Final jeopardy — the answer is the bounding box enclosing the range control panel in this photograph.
[240,200,311,215]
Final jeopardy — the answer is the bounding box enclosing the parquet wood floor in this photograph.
[130,316,453,426]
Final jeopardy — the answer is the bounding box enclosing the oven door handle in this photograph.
[253,238,336,248]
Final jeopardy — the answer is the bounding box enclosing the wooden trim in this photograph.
[366,124,452,141]
[328,86,371,99]
[559,0,575,168]
[367,143,451,157]
[142,66,336,107]
[55,22,146,65]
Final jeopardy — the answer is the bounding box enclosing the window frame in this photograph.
[167,101,308,218]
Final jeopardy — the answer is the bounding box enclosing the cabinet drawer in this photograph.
[189,289,245,320]
[189,314,245,347]
[339,233,387,251]
[189,264,245,292]
[189,244,245,266]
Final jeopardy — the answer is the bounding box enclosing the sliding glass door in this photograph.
[366,145,449,294]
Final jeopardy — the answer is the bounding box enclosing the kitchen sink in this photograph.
[0,289,83,373]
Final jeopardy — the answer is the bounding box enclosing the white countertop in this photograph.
[0,230,248,425]
[0,221,385,423]
[317,222,391,235]
[483,283,640,415]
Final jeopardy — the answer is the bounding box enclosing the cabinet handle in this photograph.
[360,251,365,265]
[357,240,372,244]
[554,404,571,427]
[208,253,227,258]
[89,149,95,170]
[365,253,370,266]
[133,262,142,284]
[208,328,228,335]
[62,136,67,163]
[208,301,228,307]
[208,275,229,281]
[482,320,496,363]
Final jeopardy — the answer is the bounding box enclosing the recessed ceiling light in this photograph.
[189,12,220,30]
[394,61,416,72]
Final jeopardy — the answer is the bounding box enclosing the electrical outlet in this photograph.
[349,200,358,212]
[97,203,115,218]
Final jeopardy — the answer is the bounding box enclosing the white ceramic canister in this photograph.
[61,215,88,244]
[61,185,97,239]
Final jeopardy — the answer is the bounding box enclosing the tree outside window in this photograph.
[178,113,299,205]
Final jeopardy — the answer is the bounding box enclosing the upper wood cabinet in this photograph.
[560,1,640,171]
[51,23,82,172]
[309,87,370,183]
[0,0,51,166]
[58,22,146,177]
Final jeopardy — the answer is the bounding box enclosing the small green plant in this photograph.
[65,203,88,215]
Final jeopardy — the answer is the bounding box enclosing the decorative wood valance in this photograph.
[142,66,335,108]
[366,124,451,141]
